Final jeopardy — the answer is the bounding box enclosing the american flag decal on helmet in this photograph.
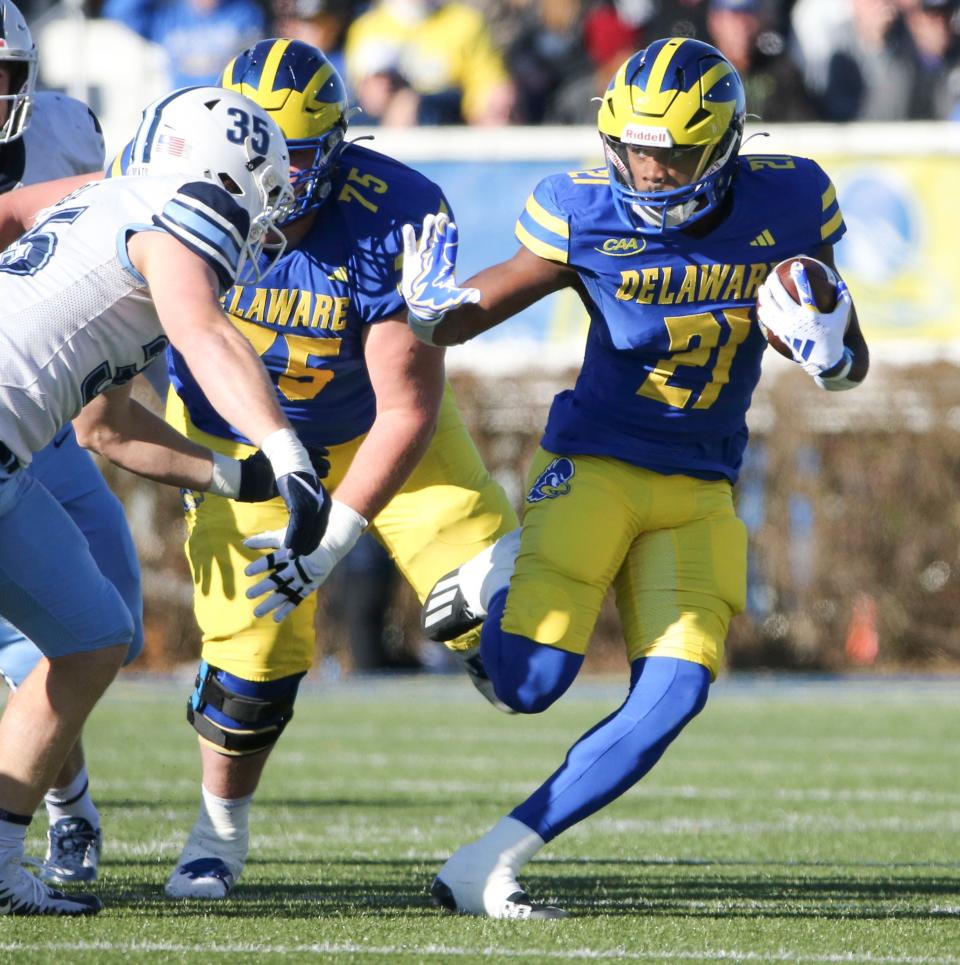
[157,133,186,156]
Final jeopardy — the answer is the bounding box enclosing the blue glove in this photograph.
[276,470,330,557]
[400,213,480,343]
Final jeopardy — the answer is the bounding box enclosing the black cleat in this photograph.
[421,567,482,642]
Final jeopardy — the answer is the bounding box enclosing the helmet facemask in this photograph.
[230,146,297,284]
[0,0,37,145]
[601,120,742,232]
[284,119,348,224]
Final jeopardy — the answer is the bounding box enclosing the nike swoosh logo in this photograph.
[291,474,324,505]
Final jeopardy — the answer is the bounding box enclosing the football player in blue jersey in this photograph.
[0,85,329,916]
[400,37,869,918]
[158,39,517,900]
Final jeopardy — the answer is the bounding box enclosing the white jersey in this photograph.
[0,91,105,191]
[0,174,249,464]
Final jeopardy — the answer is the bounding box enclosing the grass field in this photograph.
[2,672,959,963]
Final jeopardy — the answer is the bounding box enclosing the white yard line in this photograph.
[1,942,959,963]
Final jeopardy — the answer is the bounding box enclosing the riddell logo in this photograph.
[621,125,673,147]
[595,236,647,256]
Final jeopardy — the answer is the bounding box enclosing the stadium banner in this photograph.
[368,124,960,370]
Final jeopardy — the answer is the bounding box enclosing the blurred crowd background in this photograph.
[15,0,960,679]
[18,0,960,132]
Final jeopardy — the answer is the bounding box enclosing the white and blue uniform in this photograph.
[0,172,248,661]
[0,92,146,685]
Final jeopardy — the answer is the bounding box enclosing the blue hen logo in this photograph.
[527,457,575,503]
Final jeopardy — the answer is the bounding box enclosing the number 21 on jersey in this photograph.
[637,308,752,410]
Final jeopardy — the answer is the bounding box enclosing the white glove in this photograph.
[757,262,853,378]
[400,213,480,344]
[243,500,368,622]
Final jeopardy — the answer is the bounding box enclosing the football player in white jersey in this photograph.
[0,0,140,888]
[0,84,329,916]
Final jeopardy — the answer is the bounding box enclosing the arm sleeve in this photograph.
[514,177,570,265]
[152,181,250,293]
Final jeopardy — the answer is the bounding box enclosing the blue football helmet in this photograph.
[597,38,746,234]
[220,38,351,224]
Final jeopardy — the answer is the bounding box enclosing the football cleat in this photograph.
[0,850,101,916]
[430,819,563,920]
[421,529,522,643]
[421,566,483,643]
[454,645,516,715]
[164,857,236,899]
[431,876,567,920]
[38,817,102,885]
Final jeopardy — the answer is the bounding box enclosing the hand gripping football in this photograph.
[759,256,839,359]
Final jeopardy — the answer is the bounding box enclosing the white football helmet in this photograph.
[124,86,295,282]
[0,0,38,144]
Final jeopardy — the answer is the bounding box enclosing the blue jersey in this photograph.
[169,144,449,447]
[516,154,845,483]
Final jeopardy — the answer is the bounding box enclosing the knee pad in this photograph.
[187,662,305,756]
[482,590,583,714]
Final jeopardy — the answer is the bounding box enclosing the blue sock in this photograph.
[480,589,583,714]
[510,656,710,841]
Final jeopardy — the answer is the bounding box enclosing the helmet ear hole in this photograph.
[218,173,243,195]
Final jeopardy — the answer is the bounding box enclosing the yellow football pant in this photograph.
[501,449,747,678]
[166,385,518,680]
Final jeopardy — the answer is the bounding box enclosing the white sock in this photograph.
[45,766,99,828]
[439,815,545,916]
[460,529,523,618]
[180,786,252,877]
[0,816,28,857]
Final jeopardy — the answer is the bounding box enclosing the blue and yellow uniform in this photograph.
[425,40,865,917]
[166,142,517,682]
[501,153,844,675]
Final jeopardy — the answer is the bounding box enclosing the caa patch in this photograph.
[527,457,575,503]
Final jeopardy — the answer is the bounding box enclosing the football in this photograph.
[759,256,840,359]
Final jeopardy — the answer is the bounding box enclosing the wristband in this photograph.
[208,451,241,498]
[318,500,369,559]
[259,427,312,478]
[815,347,856,391]
[407,311,441,346]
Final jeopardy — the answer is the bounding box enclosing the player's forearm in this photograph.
[428,258,572,346]
[332,407,439,521]
[177,320,291,447]
[75,396,218,490]
[424,301,505,347]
